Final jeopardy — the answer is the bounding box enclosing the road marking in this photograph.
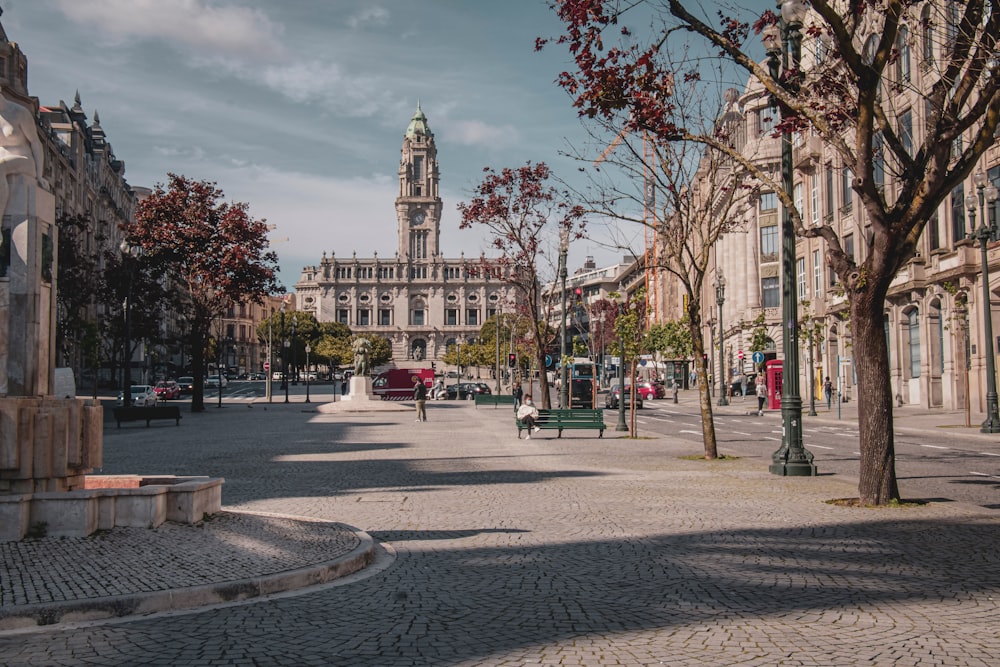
[969,471,1000,479]
[733,431,752,436]
[981,452,1000,457]
[921,444,949,450]
[762,436,779,441]
[679,430,701,435]
[807,444,834,450]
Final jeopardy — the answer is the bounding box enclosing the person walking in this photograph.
[756,378,768,416]
[740,373,748,400]
[413,379,428,422]
[513,384,523,408]
[823,376,834,409]
[516,394,541,439]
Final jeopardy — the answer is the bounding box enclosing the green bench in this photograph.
[475,394,517,408]
[112,405,182,428]
[516,408,606,438]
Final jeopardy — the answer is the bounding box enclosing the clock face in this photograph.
[411,211,426,225]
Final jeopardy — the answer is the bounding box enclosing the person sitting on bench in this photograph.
[516,394,541,439]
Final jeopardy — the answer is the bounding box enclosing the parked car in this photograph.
[570,378,594,409]
[177,377,195,395]
[205,375,229,388]
[248,372,267,381]
[446,382,492,400]
[154,380,180,400]
[118,384,157,407]
[633,381,663,400]
[605,384,644,410]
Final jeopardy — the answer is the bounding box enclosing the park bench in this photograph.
[112,405,182,428]
[475,394,517,408]
[516,408,606,439]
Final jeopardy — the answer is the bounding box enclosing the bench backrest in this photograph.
[533,409,604,422]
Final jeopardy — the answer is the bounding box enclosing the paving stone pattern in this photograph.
[1,399,999,665]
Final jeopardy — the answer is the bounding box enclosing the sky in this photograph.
[0,0,659,291]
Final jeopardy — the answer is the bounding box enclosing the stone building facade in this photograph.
[654,3,1000,414]
[294,105,516,364]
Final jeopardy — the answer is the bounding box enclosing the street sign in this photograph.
[738,350,744,360]
[639,359,647,366]
[263,362,271,371]
[545,354,553,368]
[752,351,765,364]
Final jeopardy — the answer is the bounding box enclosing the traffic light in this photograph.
[508,353,517,368]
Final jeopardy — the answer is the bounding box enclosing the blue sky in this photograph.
[3,0,656,290]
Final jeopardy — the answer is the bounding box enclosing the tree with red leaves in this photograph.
[547,0,1000,504]
[458,162,586,409]
[130,174,279,412]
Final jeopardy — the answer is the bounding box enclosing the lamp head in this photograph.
[781,0,808,24]
[762,24,780,53]
[975,170,988,188]
[986,183,999,203]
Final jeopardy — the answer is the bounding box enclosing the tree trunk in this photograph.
[851,287,900,504]
[190,328,206,413]
[689,323,718,459]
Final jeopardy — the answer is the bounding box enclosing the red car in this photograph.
[155,380,181,400]
[633,381,663,400]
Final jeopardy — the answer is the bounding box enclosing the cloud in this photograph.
[447,120,519,147]
[53,0,285,60]
[346,6,389,30]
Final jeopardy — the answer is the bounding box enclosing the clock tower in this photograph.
[397,102,441,261]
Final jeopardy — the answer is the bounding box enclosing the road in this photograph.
[629,397,1000,512]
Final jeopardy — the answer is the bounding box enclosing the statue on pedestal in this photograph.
[352,337,370,377]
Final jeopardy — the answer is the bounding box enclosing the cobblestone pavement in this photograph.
[1,397,999,665]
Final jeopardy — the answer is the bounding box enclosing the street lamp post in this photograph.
[291,315,298,388]
[716,273,728,406]
[266,308,273,404]
[763,0,816,476]
[807,317,818,416]
[615,285,628,432]
[970,170,1000,432]
[304,343,311,403]
[559,227,570,409]
[119,240,140,391]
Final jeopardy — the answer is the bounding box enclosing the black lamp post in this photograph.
[716,273,728,406]
[119,239,139,391]
[280,304,289,402]
[291,315,298,389]
[763,0,816,476]
[559,227,570,409]
[806,317,818,416]
[970,170,1000,432]
[304,342,311,403]
[615,285,628,432]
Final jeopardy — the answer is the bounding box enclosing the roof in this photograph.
[405,100,433,139]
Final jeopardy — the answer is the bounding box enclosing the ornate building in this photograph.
[294,104,516,364]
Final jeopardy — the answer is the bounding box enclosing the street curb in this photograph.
[0,522,377,631]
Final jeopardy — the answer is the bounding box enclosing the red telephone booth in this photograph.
[765,359,783,410]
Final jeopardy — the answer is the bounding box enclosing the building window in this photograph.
[762,277,780,308]
[844,234,855,260]
[921,6,934,63]
[794,182,803,217]
[842,167,853,209]
[466,309,479,326]
[357,309,371,326]
[411,308,425,326]
[899,109,913,157]
[813,250,822,297]
[908,309,921,378]
[760,225,779,261]
[873,132,884,189]
[810,176,819,225]
[487,308,497,320]
[337,309,349,325]
[896,25,910,82]
[825,165,834,218]
[759,192,777,211]
[446,309,458,326]
[951,184,966,243]
[797,257,806,299]
[758,109,777,136]
[378,309,392,326]
[413,155,423,180]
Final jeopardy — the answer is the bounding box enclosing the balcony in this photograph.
[793,135,823,171]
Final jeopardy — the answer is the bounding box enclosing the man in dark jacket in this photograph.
[414,380,428,422]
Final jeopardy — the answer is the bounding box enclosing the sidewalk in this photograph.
[2,389,997,648]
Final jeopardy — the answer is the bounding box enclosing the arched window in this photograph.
[896,25,910,82]
[907,309,921,378]
[921,5,934,64]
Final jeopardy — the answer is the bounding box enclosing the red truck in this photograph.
[371,368,435,400]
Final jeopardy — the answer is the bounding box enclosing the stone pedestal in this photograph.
[317,376,410,414]
[341,375,377,402]
[1,177,55,397]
